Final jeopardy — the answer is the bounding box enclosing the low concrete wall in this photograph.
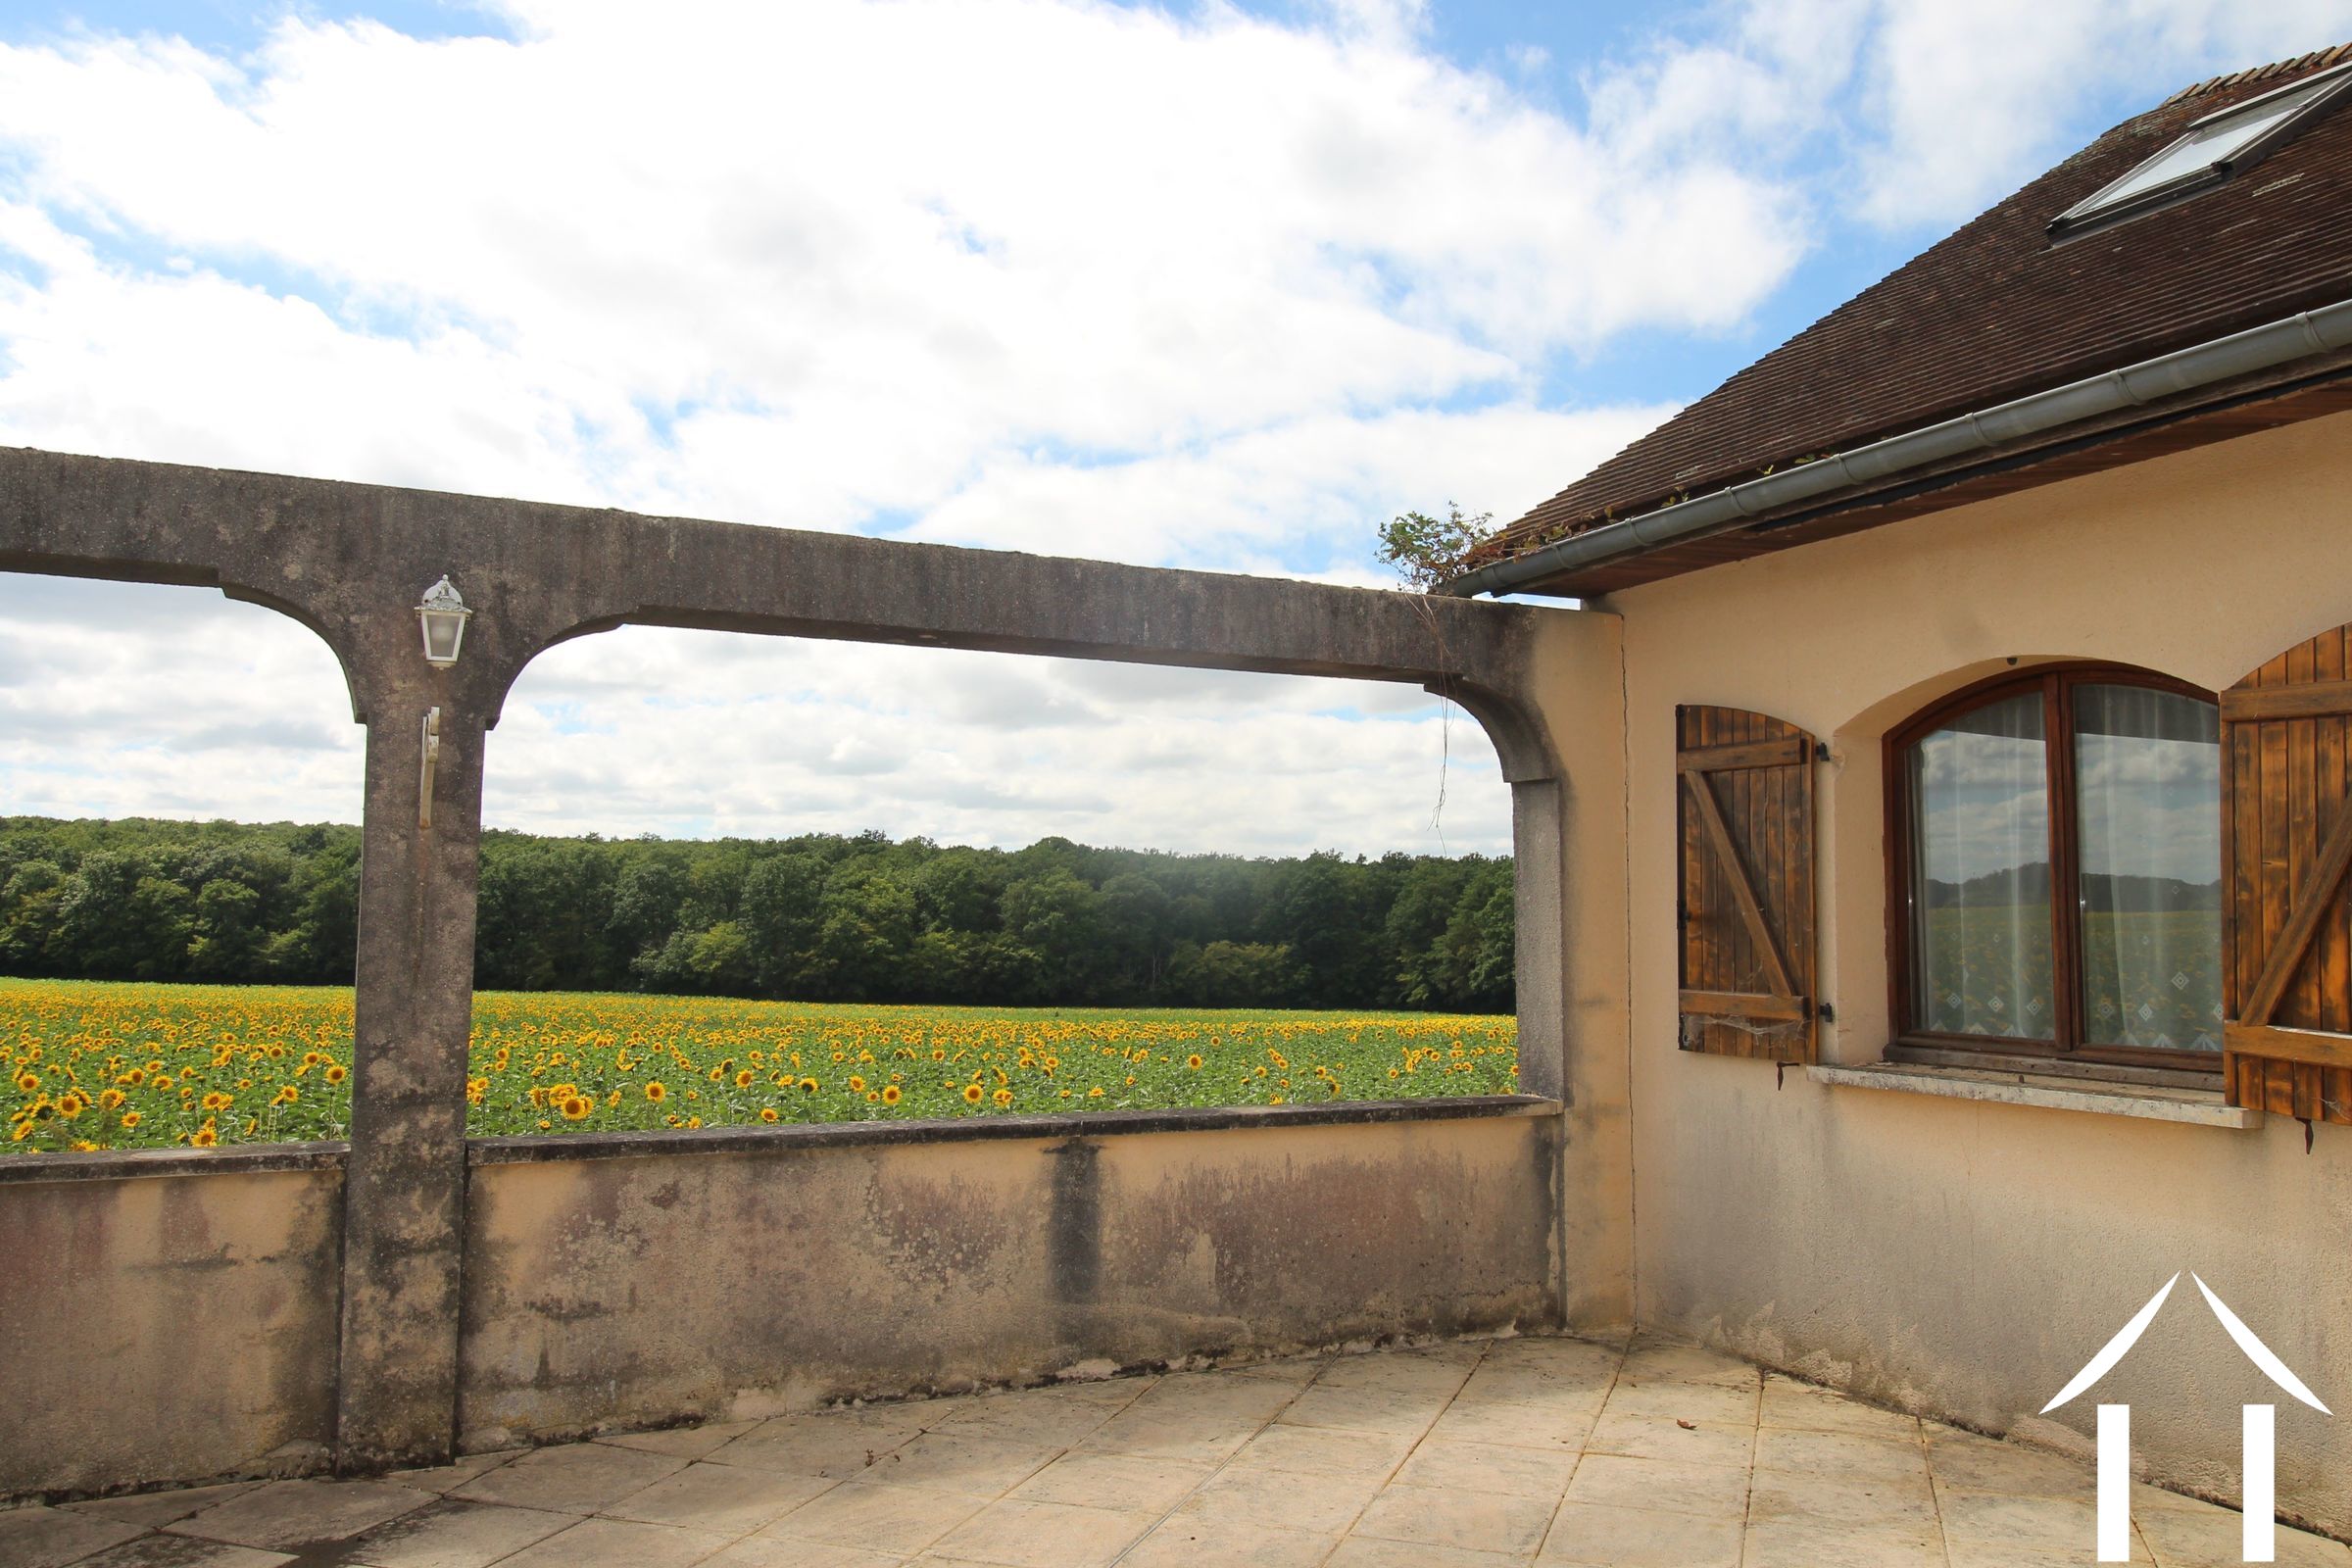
[0,1101,1560,1496]
[0,1150,345,1497]
[459,1103,1560,1446]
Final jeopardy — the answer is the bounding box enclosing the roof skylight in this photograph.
[2052,61,2352,234]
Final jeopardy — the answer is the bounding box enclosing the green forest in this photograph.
[0,816,1515,1012]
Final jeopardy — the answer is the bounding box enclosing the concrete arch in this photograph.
[0,444,1620,1472]
[0,563,367,728]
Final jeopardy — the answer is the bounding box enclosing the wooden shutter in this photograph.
[1677,706,1819,1063]
[2222,623,2352,1121]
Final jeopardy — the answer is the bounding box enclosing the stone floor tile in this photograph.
[168,1479,432,1550]
[447,1443,687,1515]
[1352,1482,1555,1556]
[1482,1337,1622,1373]
[65,1538,296,1568]
[922,1497,1155,1568]
[760,1481,989,1556]
[1937,1533,2144,1568]
[381,1450,526,1495]
[1454,1367,1615,1408]
[1277,1384,1448,1437]
[1009,1451,1212,1513]
[1937,1487,2115,1555]
[1743,1469,1937,1526]
[1758,1376,1921,1441]
[1215,1355,1328,1384]
[2136,1507,2352,1567]
[701,1540,906,1568]
[1427,1399,1597,1452]
[705,1411,928,1481]
[1311,1352,1475,1396]
[1026,1375,1158,1407]
[1175,1463,1386,1536]
[597,1422,763,1459]
[1221,1424,1419,1479]
[1561,1454,1750,1520]
[1926,1428,2092,1495]
[64,1484,265,1531]
[1328,1539,1532,1568]
[1599,1379,1759,1427]
[1752,1426,1929,1485]
[924,1390,1126,1449]
[493,1516,733,1568]
[1616,1343,1760,1390]
[1584,1411,1756,1469]
[1392,1438,1578,1500]
[1125,1372,1298,1425]
[851,1434,1059,1498]
[1535,1499,1741,1567]
[603,1462,838,1534]
[1116,1513,1336,1568]
[334,1497,575,1568]
[1075,1407,1260,1466]
[2133,1482,2234,1515]
[0,1506,150,1568]
[1946,1541,2150,1568]
[1738,1518,1946,1568]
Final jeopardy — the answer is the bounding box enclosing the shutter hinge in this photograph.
[1814,740,1832,762]
[1814,1001,1837,1024]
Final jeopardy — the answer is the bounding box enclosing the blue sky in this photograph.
[0,0,2343,854]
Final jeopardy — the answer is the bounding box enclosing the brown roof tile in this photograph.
[1485,43,2352,578]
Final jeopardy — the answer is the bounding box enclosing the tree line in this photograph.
[0,815,1516,1012]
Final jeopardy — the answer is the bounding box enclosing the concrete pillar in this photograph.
[335,685,487,1471]
[1510,777,1567,1104]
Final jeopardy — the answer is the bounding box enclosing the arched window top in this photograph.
[1888,663,2224,1070]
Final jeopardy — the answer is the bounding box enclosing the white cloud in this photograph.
[1792,0,2348,227]
[0,575,1510,857]
[0,0,1764,854]
[483,622,1508,856]
[0,1,1793,540]
[4,0,2319,855]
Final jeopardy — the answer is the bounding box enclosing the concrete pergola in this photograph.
[0,445,1624,1475]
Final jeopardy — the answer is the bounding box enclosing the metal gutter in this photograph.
[1440,297,2352,599]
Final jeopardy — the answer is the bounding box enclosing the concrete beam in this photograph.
[0,444,1616,1466]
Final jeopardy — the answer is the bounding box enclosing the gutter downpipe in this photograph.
[1440,298,2352,599]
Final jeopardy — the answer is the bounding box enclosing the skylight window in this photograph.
[2051,61,2352,234]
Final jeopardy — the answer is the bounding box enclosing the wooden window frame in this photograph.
[1884,662,2223,1075]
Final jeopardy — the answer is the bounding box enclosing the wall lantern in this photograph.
[416,575,472,667]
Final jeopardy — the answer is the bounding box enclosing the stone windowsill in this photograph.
[1807,1060,2263,1130]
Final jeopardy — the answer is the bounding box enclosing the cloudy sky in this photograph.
[2,0,2341,857]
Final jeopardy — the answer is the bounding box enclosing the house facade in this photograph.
[9,35,2352,1549]
[1465,42,2352,1532]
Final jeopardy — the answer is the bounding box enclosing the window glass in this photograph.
[2060,70,2343,223]
[2074,684,2223,1051]
[1908,693,2054,1040]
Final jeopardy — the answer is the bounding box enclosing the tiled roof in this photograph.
[1482,43,2352,586]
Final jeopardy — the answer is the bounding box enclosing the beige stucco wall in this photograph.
[0,1165,343,1497]
[1526,609,1636,1332]
[459,1111,1560,1448]
[1577,408,2352,1533]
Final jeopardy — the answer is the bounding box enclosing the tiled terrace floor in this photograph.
[5,1333,2345,1568]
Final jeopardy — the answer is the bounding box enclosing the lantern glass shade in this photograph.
[416,576,472,667]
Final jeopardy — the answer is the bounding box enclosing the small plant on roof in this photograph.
[1376,503,1494,592]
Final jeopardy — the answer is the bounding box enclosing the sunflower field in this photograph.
[1,978,1518,1153]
